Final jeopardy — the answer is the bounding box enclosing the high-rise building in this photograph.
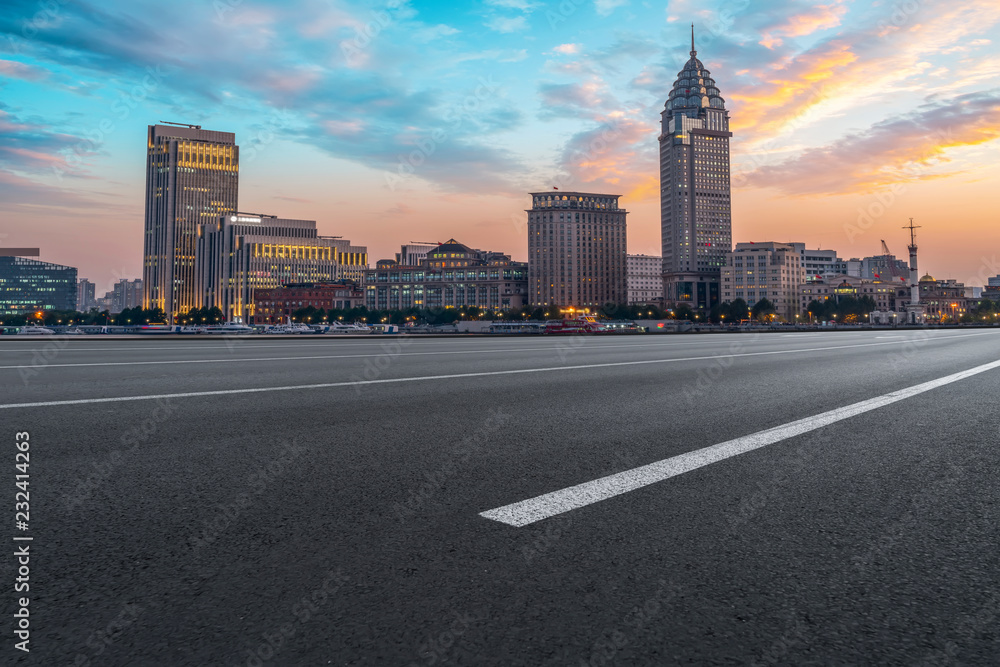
[77,279,97,311]
[143,123,239,319]
[197,213,367,322]
[527,192,627,307]
[660,27,732,310]
[626,255,664,305]
[721,242,805,320]
[366,239,527,311]
[112,279,143,313]
[0,248,77,316]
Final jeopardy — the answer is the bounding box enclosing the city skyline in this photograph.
[2,0,999,289]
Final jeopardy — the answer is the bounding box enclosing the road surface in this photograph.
[2,330,998,665]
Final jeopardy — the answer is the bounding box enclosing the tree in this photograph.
[751,298,775,322]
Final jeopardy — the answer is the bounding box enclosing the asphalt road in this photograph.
[2,330,999,665]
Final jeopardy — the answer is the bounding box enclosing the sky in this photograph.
[1,0,999,294]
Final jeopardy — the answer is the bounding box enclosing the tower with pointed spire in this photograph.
[659,25,732,310]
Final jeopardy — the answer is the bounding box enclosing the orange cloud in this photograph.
[741,92,1000,196]
[728,41,857,136]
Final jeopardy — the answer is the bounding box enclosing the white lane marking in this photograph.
[1,332,995,409]
[0,330,956,353]
[480,357,1000,527]
[0,339,760,369]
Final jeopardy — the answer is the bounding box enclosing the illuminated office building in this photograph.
[143,123,239,318]
[197,214,367,321]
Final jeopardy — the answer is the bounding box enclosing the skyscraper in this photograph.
[143,123,239,319]
[660,27,732,310]
[527,192,627,307]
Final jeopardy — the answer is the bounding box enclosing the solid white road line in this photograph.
[0,338,767,369]
[479,357,1000,527]
[0,331,987,370]
[1,332,996,410]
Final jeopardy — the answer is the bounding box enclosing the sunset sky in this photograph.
[2,0,999,293]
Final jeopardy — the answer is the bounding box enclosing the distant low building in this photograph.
[0,249,77,316]
[798,275,903,317]
[254,281,365,324]
[984,275,1000,299]
[721,242,804,320]
[366,239,527,310]
[916,274,974,321]
[627,254,664,305]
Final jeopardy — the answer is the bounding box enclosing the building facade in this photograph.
[366,240,527,310]
[112,279,143,313]
[0,249,77,316]
[527,192,627,307]
[197,214,367,321]
[798,275,903,317]
[721,242,805,320]
[859,254,910,281]
[77,279,97,311]
[396,243,438,266]
[787,245,860,280]
[143,124,239,319]
[660,28,733,310]
[916,275,974,320]
[627,254,664,305]
[254,281,365,324]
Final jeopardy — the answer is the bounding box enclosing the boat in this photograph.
[177,325,207,334]
[204,320,255,334]
[262,318,314,334]
[325,322,370,334]
[16,325,56,335]
[544,316,607,334]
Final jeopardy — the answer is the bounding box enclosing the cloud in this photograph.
[0,59,48,81]
[484,16,527,33]
[538,80,617,119]
[550,43,580,55]
[594,0,628,17]
[485,0,538,9]
[741,91,1000,196]
[759,2,847,49]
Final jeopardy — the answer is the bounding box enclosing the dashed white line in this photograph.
[479,357,1000,527]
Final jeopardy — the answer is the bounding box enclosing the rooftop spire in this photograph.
[691,23,696,56]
